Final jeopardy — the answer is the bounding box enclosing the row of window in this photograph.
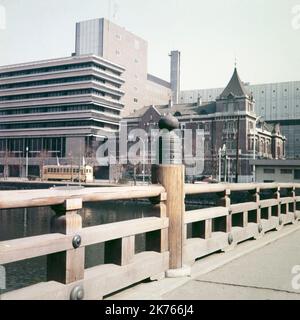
[0,104,120,116]
[45,167,92,174]
[0,137,66,157]
[264,168,294,175]
[0,75,122,90]
[0,62,121,79]
[0,120,119,130]
[259,88,300,94]
[0,88,121,102]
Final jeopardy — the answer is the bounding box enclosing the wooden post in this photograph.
[255,187,261,224]
[290,186,296,213]
[146,192,168,253]
[47,198,84,284]
[273,186,281,217]
[192,219,212,239]
[152,165,185,270]
[242,211,248,228]
[217,189,231,233]
[105,236,135,266]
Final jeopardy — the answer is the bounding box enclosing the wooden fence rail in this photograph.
[0,165,299,300]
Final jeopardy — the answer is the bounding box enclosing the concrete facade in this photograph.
[0,55,125,179]
[75,18,172,117]
[250,159,300,183]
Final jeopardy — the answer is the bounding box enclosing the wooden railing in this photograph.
[184,182,300,265]
[0,165,299,300]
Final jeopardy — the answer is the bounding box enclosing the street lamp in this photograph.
[25,147,29,180]
[218,144,227,183]
[128,135,147,185]
[253,116,263,182]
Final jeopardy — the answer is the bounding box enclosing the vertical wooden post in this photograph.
[152,165,185,270]
[47,198,84,284]
[255,187,261,224]
[217,189,231,233]
[242,211,248,227]
[146,192,168,253]
[249,187,261,224]
[290,186,296,213]
[105,236,135,266]
[274,186,281,217]
[192,219,212,239]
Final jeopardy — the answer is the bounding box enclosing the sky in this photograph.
[0,0,299,90]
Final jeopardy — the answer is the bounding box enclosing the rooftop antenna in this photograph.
[234,56,237,69]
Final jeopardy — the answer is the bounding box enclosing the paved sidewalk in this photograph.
[165,228,300,300]
[108,224,300,300]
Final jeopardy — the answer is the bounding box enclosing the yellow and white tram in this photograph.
[42,165,94,183]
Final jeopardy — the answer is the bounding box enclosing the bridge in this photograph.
[0,165,300,300]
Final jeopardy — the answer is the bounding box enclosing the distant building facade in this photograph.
[250,159,300,183]
[123,68,286,182]
[0,55,125,178]
[180,80,300,160]
[75,18,172,116]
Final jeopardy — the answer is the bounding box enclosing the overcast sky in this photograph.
[0,0,299,90]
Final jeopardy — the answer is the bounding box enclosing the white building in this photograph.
[75,18,172,116]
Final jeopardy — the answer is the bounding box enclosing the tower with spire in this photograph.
[216,67,254,114]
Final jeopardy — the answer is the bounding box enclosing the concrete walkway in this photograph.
[108,224,300,300]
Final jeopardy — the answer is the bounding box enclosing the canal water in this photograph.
[0,199,160,293]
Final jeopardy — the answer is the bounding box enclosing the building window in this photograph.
[134,58,139,63]
[134,98,138,103]
[264,169,275,174]
[294,170,300,180]
[116,34,122,40]
[281,169,293,174]
[116,50,120,56]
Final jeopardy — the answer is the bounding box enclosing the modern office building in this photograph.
[75,18,172,116]
[0,54,125,178]
[123,68,286,182]
[179,80,300,159]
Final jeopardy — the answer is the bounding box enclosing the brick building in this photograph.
[123,68,286,182]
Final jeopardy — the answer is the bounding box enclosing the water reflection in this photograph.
[0,200,157,293]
